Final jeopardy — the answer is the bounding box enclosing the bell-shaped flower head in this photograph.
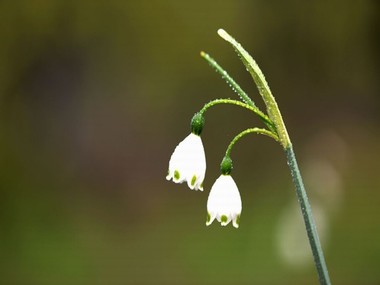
[166,113,206,191]
[206,157,242,228]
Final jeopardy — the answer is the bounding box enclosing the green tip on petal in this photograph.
[191,175,197,187]
[206,212,211,223]
[174,170,180,180]
[221,215,228,223]
[235,215,240,226]
[220,156,233,175]
[191,112,205,135]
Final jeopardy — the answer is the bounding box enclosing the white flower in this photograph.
[206,174,242,228]
[166,133,206,191]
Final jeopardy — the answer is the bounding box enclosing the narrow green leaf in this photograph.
[217,29,291,148]
[200,51,257,108]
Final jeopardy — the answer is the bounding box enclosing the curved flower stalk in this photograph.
[166,29,331,285]
[205,128,277,228]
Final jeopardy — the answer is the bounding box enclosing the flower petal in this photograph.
[167,133,206,191]
[206,175,242,228]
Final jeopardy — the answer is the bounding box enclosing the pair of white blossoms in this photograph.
[166,132,242,228]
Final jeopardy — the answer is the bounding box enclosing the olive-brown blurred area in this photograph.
[0,1,379,284]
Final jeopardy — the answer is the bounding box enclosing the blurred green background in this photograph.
[1,1,379,284]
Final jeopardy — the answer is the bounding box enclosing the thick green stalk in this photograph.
[285,146,331,285]
[217,29,290,148]
[211,29,332,284]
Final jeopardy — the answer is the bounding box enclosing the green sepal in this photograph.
[220,156,233,175]
[191,112,205,135]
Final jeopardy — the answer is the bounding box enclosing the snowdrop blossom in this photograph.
[166,133,206,191]
[206,174,242,228]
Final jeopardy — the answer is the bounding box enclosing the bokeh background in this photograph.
[1,1,379,284]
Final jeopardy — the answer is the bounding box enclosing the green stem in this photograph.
[285,146,331,285]
[209,29,331,284]
[200,99,276,132]
[225,128,279,158]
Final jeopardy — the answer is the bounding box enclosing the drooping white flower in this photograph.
[166,133,206,191]
[206,174,242,228]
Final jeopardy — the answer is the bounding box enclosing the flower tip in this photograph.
[186,175,204,191]
[206,213,214,226]
[198,181,204,191]
[220,215,230,226]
